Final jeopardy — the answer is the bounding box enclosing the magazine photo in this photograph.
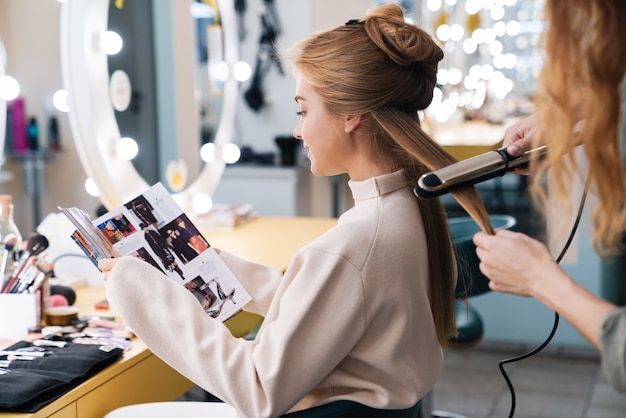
[60,183,251,322]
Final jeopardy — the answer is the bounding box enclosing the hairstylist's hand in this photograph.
[99,258,122,283]
[473,229,565,299]
[503,114,537,174]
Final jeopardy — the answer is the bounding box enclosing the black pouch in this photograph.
[0,340,124,413]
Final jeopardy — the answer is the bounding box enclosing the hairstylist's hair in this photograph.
[533,0,626,255]
[290,4,493,347]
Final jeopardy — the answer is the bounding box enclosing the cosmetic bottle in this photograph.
[0,194,23,283]
[48,116,60,152]
[10,97,28,153]
[27,116,40,151]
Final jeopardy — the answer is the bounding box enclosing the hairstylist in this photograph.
[473,0,626,394]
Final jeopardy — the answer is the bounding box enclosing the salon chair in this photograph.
[423,214,517,418]
[104,399,422,417]
[104,401,237,417]
[448,215,516,347]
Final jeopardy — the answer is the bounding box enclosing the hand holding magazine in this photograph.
[59,183,251,322]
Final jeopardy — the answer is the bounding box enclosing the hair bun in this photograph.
[363,4,443,69]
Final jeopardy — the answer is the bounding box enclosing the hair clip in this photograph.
[345,19,361,26]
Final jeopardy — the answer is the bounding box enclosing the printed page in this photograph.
[76,183,251,322]
[58,206,118,262]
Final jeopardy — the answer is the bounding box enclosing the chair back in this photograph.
[448,215,516,298]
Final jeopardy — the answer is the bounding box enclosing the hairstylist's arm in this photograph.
[473,229,617,349]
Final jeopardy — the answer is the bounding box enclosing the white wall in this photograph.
[234,0,373,154]
[0,0,101,236]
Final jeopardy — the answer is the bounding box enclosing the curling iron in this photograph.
[414,145,548,198]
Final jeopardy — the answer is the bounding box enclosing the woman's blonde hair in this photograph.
[531,0,626,255]
[290,4,493,347]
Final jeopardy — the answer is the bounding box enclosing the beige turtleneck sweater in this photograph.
[105,170,443,417]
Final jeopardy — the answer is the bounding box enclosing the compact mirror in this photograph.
[60,0,239,216]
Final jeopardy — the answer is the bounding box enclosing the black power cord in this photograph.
[499,178,589,418]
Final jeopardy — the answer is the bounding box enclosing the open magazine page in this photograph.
[63,183,252,322]
[58,206,119,263]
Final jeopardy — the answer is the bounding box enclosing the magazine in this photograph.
[58,182,252,322]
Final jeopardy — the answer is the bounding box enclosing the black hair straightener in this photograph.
[414,145,548,198]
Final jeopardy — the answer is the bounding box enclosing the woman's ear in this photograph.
[344,113,363,134]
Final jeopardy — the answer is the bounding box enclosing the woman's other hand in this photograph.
[99,258,122,283]
[472,229,566,303]
[503,114,537,174]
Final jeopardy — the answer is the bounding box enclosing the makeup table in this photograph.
[1,216,337,418]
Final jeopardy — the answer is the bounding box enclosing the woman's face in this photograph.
[293,76,352,177]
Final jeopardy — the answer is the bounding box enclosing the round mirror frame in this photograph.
[60,0,239,215]
[0,38,6,158]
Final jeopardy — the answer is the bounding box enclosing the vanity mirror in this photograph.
[60,0,240,216]
[0,39,5,165]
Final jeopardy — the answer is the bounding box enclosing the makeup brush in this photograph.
[0,233,18,279]
[1,233,50,293]
[21,232,50,258]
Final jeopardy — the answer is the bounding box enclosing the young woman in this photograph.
[100,4,492,416]
[473,0,626,394]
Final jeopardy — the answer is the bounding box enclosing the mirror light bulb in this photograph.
[447,68,463,85]
[490,5,505,21]
[85,178,101,197]
[503,53,517,69]
[488,40,504,56]
[234,61,252,82]
[200,143,215,163]
[463,38,478,54]
[436,24,451,42]
[52,89,70,112]
[506,21,521,37]
[192,192,213,214]
[465,0,481,15]
[494,21,507,37]
[0,75,20,101]
[209,61,229,82]
[437,68,448,85]
[190,2,215,18]
[222,143,241,164]
[100,31,123,55]
[464,75,479,90]
[426,0,442,12]
[449,24,464,41]
[117,136,139,160]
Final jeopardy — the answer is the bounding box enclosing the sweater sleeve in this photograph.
[598,307,626,394]
[105,250,367,417]
[218,251,283,317]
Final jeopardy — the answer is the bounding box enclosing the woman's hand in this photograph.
[474,228,618,350]
[503,114,536,155]
[472,229,565,300]
[99,258,122,283]
[502,114,537,175]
